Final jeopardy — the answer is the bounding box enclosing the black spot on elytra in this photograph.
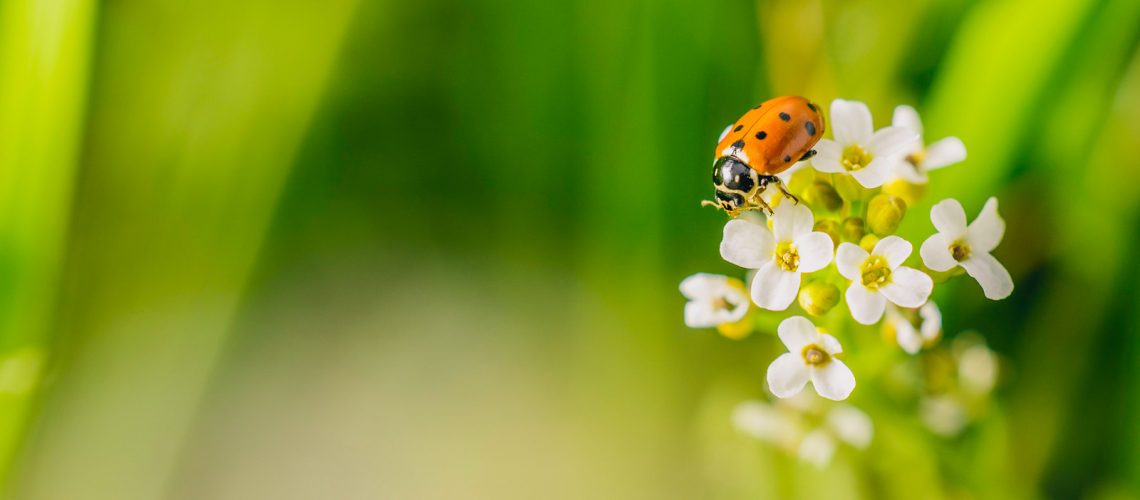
[779,112,791,122]
[784,155,792,163]
[806,102,817,112]
[733,124,743,132]
[731,140,745,150]
[755,131,767,140]
[805,122,816,136]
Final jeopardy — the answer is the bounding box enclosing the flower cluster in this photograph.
[733,392,872,468]
[682,99,1013,404]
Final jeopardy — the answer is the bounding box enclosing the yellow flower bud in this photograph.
[716,317,753,340]
[842,217,865,242]
[802,180,842,212]
[799,281,840,316]
[882,179,927,206]
[787,167,815,195]
[867,194,907,235]
[814,219,840,248]
[859,234,880,252]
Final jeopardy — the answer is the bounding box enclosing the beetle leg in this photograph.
[800,149,817,161]
[775,180,799,205]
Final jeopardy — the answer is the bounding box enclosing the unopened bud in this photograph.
[867,194,907,235]
[814,219,841,248]
[882,179,926,206]
[798,281,840,316]
[802,181,842,212]
[842,217,865,242]
[859,234,880,252]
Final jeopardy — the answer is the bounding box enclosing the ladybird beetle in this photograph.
[704,96,825,217]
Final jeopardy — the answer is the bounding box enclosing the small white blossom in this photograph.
[920,395,969,437]
[720,203,834,310]
[889,105,967,184]
[679,273,749,328]
[733,397,872,468]
[766,316,855,401]
[811,99,917,188]
[920,197,1013,300]
[836,236,934,325]
[958,343,998,395]
[885,301,942,354]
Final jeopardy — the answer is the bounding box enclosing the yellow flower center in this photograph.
[801,344,830,366]
[842,144,873,172]
[775,241,800,272]
[950,241,971,262]
[905,149,926,167]
[860,255,892,289]
[711,297,733,311]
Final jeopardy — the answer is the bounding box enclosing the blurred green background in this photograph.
[0,0,1137,498]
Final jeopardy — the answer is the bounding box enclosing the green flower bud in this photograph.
[814,219,840,248]
[799,281,840,316]
[842,217,865,242]
[867,194,907,235]
[859,234,880,252]
[801,180,842,212]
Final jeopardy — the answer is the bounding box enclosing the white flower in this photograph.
[836,236,934,325]
[919,197,1013,300]
[810,99,917,188]
[890,105,967,184]
[958,343,998,395]
[920,395,968,437]
[798,404,874,467]
[719,203,834,310]
[679,273,749,328]
[733,398,872,468]
[885,301,942,354]
[766,316,855,401]
[732,400,802,450]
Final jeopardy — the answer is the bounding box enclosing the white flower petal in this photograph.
[872,235,912,268]
[773,202,814,242]
[798,430,836,468]
[865,126,917,158]
[891,160,928,184]
[767,353,810,398]
[922,136,966,170]
[892,105,923,136]
[828,406,873,449]
[919,233,956,272]
[732,401,780,440]
[818,333,843,355]
[919,301,941,341]
[720,219,774,269]
[811,360,856,401]
[846,284,886,325]
[930,198,968,238]
[679,273,725,300]
[835,243,868,281]
[810,139,844,173]
[793,232,834,273]
[778,315,820,351]
[880,267,933,308]
[966,197,1005,253]
[960,251,1013,300]
[684,301,721,328]
[849,157,891,188]
[895,322,923,354]
[751,262,800,311]
[831,99,873,145]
